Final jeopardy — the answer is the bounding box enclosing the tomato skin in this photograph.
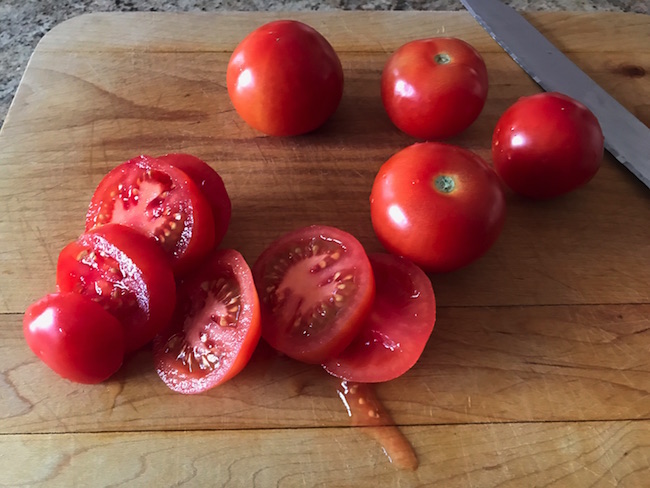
[153,249,261,394]
[323,253,436,383]
[492,92,604,199]
[23,292,125,384]
[370,142,506,273]
[85,155,215,274]
[253,225,375,364]
[381,37,488,140]
[155,153,231,246]
[56,224,176,352]
[227,20,344,136]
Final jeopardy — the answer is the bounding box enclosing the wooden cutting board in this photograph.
[1,11,649,486]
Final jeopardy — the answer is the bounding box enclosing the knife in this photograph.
[459,0,650,189]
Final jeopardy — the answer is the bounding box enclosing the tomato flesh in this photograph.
[85,155,215,273]
[156,153,231,246]
[57,224,176,352]
[323,254,436,383]
[154,249,261,394]
[253,225,375,364]
[23,292,125,384]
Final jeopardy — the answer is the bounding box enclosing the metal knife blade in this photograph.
[460,0,650,189]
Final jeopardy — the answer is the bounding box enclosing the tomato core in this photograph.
[434,53,451,65]
[434,175,455,193]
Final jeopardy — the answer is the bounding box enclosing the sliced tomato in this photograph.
[252,225,375,364]
[24,292,125,384]
[323,253,436,383]
[153,249,261,394]
[57,224,176,352]
[156,153,231,246]
[85,155,215,274]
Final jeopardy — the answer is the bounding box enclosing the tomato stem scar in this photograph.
[434,53,451,65]
[434,175,455,193]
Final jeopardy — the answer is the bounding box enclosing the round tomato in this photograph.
[154,249,261,394]
[381,37,488,140]
[57,224,176,352]
[370,142,506,273]
[24,292,125,384]
[492,92,604,199]
[226,20,344,136]
[85,155,215,274]
[252,225,375,364]
[323,253,436,383]
[155,153,231,246]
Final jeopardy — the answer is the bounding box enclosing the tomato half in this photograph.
[492,92,604,199]
[24,292,125,384]
[156,153,231,246]
[153,249,261,394]
[252,225,375,364]
[323,253,436,383]
[381,37,488,140]
[227,20,344,136]
[85,155,215,273]
[370,142,506,273]
[57,224,176,352]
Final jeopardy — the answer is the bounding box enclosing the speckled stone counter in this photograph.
[0,0,647,126]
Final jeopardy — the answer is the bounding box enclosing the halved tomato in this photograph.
[153,249,261,394]
[85,155,215,274]
[323,253,436,383]
[57,224,176,352]
[156,153,232,246]
[252,225,375,364]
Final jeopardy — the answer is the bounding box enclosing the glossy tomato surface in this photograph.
[492,92,604,199]
[381,37,488,140]
[57,224,176,352]
[370,142,506,273]
[253,225,375,364]
[227,20,344,136]
[323,253,436,383]
[154,249,261,394]
[24,292,125,384]
[156,153,231,246]
[85,155,215,274]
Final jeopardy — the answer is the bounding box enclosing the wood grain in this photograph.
[3,304,648,434]
[1,50,648,311]
[2,421,649,487]
[0,11,649,486]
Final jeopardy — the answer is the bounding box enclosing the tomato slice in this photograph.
[24,292,125,384]
[153,249,261,394]
[85,155,215,274]
[156,153,231,246]
[252,225,375,364]
[56,224,176,352]
[323,253,436,383]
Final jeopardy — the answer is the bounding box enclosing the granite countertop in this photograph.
[0,0,647,127]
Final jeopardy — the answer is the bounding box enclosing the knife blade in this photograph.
[460,0,650,189]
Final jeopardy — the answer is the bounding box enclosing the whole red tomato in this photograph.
[24,293,125,384]
[370,142,506,273]
[227,20,344,136]
[381,37,488,140]
[492,92,604,199]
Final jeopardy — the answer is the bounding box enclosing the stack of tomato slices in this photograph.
[252,225,437,384]
[23,153,263,393]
